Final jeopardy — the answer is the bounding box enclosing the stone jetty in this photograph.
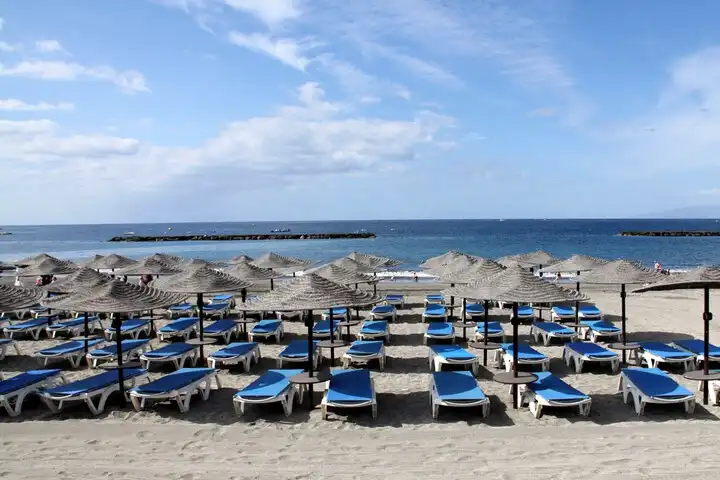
[109,232,376,242]
[620,231,720,237]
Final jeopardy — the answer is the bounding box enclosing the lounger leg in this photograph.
[131,395,143,411]
[575,358,583,374]
[321,403,328,420]
[530,402,543,419]
[372,403,377,419]
[686,399,696,414]
[90,388,114,415]
[482,403,490,418]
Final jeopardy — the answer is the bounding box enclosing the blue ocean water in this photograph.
[1,219,719,270]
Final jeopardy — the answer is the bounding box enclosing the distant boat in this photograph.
[0,232,11,236]
[271,228,291,233]
[122,231,135,236]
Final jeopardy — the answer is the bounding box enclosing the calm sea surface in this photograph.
[1,219,719,270]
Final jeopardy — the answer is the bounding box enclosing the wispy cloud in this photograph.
[223,0,300,26]
[35,40,68,54]
[0,60,150,93]
[0,99,74,111]
[0,17,4,31]
[528,107,558,117]
[0,41,19,52]
[228,31,314,71]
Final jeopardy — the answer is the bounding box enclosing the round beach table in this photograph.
[453,321,476,342]
[233,317,256,339]
[290,368,332,409]
[531,305,553,321]
[317,339,348,366]
[493,371,538,410]
[186,337,217,365]
[336,320,361,341]
[468,341,501,366]
[607,342,641,365]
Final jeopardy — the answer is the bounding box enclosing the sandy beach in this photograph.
[2,283,720,478]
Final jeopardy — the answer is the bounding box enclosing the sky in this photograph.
[1,0,720,224]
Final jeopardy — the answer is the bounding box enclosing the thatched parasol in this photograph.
[180,258,227,270]
[116,258,183,276]
[538,254,608,276]
[225,261,284,292]
[12,253,61,267]
[251,252,313,272]
[85,254,137,270]
[145,253,184,266]
[42,267,112,294]
[634,266,720,404]
[420,250,474,270]
[79,255,105,266]
[346,251,402,270]
[43,281,188,405]
[439,258,506,284]
[307,264,376,286]
[0,284,47,311]
[328,257,377,274]
[16,258,78,277]
[228,254,254,264]
[427,255,478,277]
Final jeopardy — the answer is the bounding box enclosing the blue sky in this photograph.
[1,0,720,224]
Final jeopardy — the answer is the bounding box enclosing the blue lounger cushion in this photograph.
[430,345,476,360]
[236,369,303,399]
[6,317,51,330]
[622,367,693,398]
[347,341,384,356]
[210,342,258,359]
[313,320,340,334]
[89,339,150,357]
[143,343,194,358]
[552,306,574,316]
[425,304,446,315]
[673,339,720,357]
[43,368,147,396]
[202,303,229,312]
[465,304,485,314]
[527,372,589,402]
[501,343,547,360]
[108,319,150,333]
[204,320,236,334]
[0,369,63,395]
[578,306,601,316]
[38,339,103,355]
[427,322,453,336]
[48,317,98,329]
[580,320,620,333]
[323,308,347,316]
[252,320,282,334]
[131,368,214,395]
[433,371,486,401]
[385,295,403,301]
[0,338,14,346]
[371,305,395,314]
[426,295,444,301]
[280,340,318,358]
[517,306,533,316]
[160,318,198,333]
[213,294,233,302]
[474,322,503,335]
[326,369,373,403]
[566,342,617,358]
[640,342,694,359]
[533,322,574,334]
[360,321,388,334]
[169,303,193,311]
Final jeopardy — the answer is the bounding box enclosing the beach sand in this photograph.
[2,284,720,478]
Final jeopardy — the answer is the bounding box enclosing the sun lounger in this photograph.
[4,316,54,340]
[358,320,390,343]
[519,372,591,418]
[47,316,103,338]
[168,303,194,318]
[86,339,151,368]
[700,370,720,404]
[428,344,479,375]
[638,341,696,372]
[463,303,485,319]
[619,367,695,415]
[233,369,304,416]
[370,305,397,321]
[278,340,321,368]
[342,340,386,370]
[248,319,284,343]
[385,294,404,308]
[203,319,238,344]
[579,319,621,342]
[0,338,21,360]
[495,343,550,372]
[424,322,455,344]
[321,307,347,320]
[422,304,447,322]
[577,305,602,319]
[671,339,720,367]
[158,317,198,342]
[201,302,230,319]
[212,294,235,307]
[0,369,67,417]
[312,320,341,339]
[473,321,505,341]
[551,305,575,322]
[277,311,302,321]
[129,368,220,413]
[510,305,534,322]
[321,369,377,420]
[36,338,105,368]
[40,368,149,415]
[104,318,152,340]
[207,342,260,371]
[425,294,444,305]
[429,371,490,420]
[30,306,50,317]
[530,321,577,346]
[563,342,619,373]
[140,343,199,370]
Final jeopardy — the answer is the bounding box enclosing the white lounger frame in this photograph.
[530,324,578,346]
[342,344,386,371]
[233,383,305,417]
[370,307,397,322]
[580,324,621,343]
[384,296,405,308]
[158,322,198,342]
[5,321,50,340]
[700,380,720,405]
[429,349,478,375]
[494,348,550,372]
[578,309,602,319]
[204,323,239,344]
[87,342,152,368]
[422,309,448,322]
[207,344,261,371]
[518,384,592,419]
[47,317,104,338]
[140,346,199,370]
[358,325,391,343]
[640,349,695,373]
[423,327,455,344]
[672,342,720,368]
[130,371,221,413]
[41,372,150,415]
[0,339,21,360]
[0,372,67,417]
[37,341,106,368]
[473,324,505,342]
[201,305,230,320]
[429,376,490,420]
[321,376,378,420]
[105,321,151,341]
[618,371,696,415]
[248,322,284,343]
[424,296,444,306]
[563,346,619,373]
[277,349,321,369]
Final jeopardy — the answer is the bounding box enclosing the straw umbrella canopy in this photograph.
[43,281,188,405]
[0,284,47,311]
[116,258,183,277]
[634,266,720,404]
[538,254,608,277]
[427,255,478,277]
[153,267,253,360]
[16,258,78,277]
[328,257,376,274]
[498,250,559,274]
[346,252,402,270]
[307,264,377,289]
[41,267,112,294]
[228,254,254,264]
[225,261,284,292]
[85,254,137,271]
[80,255,105,267]
[180,258,227,270]
[439,258,506,284]
[420,250,473,270]
[238,274,381,390]
[251,252,313,273]
[12,253,61,267]
[145,253,184,266]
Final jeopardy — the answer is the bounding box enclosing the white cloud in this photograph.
[35,40,67,54]
[223,0,300,26]
[228,31,314,71]
[0,61,150,93]
[697,188,720,197]
[0,99,74,111]
[360,42,461,86]
[0,17,4,31]
[0,41,19,52]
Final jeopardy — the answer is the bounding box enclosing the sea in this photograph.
[1,219,719,271]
